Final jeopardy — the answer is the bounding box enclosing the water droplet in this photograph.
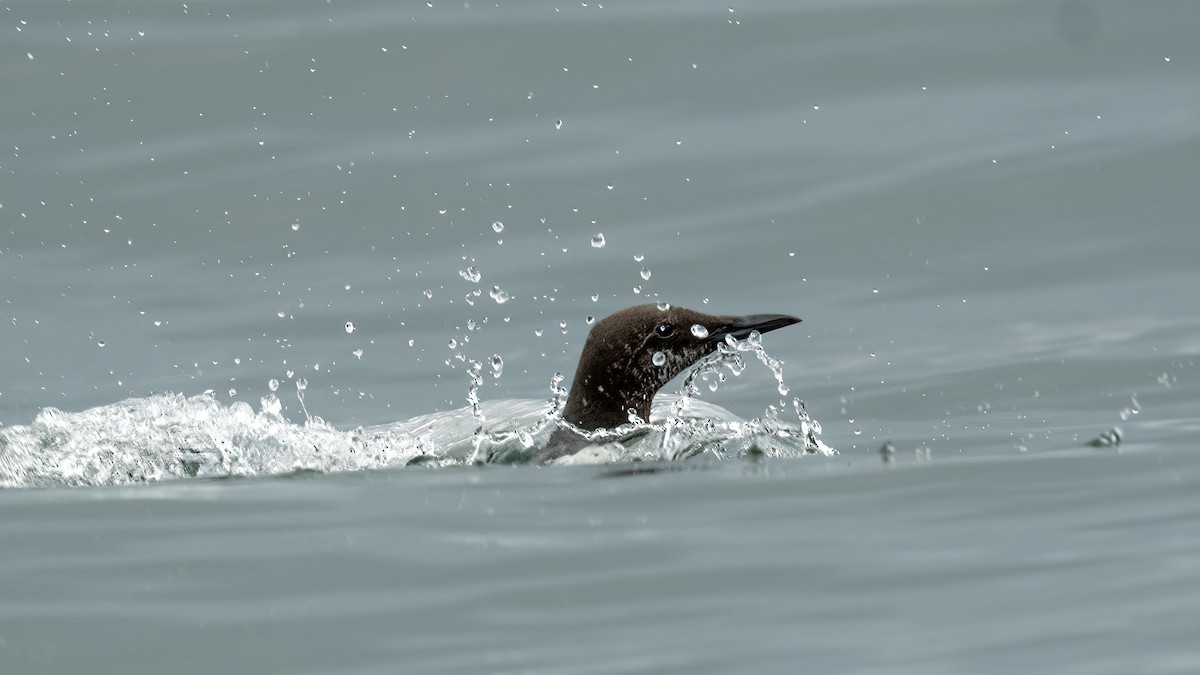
[489,354,504,378]
[690,324,708,338]
[291,223,300,231]
[585,315,595,325]
[228,388,237,398]
[423,289,433,299]
[534,329,544,337]
[590,293,599,302]
[559,320,568,334]
[345,321,356,334]
[652,351,667,366]
[554,119,563,130]
[296,378,308,391]
[352,348,363,359]
[286,370,295,379]
[606,183,614,190]
[492,221,504,233]
[633,254,644,262]
[458,266,481,283]
[489,285,510,304]
[97,340,106,347]
[276,311,286,319]
[591,232,606,248]
[448,338,458,349]
[640,267,652,280]
[657,302,670,311]
[268,378,280,392]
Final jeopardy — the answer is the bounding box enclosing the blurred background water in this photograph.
[2,0,1198,672]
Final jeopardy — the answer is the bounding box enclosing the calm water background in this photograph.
[2,0,1199,672]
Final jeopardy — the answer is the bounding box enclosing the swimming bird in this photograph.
[539,304,802,462]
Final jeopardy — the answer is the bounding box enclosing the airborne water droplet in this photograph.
[657,302,670,311]
[268,378,280,392]
[652,351,667,366]
[640,267,651,281]
[345,321,356,334]
[492,221,504,233]
[489,285,510,304]
[585,315,595,325]
[591,232,606,248]
[690,324,709,338]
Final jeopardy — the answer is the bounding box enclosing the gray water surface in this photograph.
[2,0,1199,671]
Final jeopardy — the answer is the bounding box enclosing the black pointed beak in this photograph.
[710,313,802,341]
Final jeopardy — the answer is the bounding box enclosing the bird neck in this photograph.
[560,362,654,431]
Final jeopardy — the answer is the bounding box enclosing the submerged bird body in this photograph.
[540,304,801,462]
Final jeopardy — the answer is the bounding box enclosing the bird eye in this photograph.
[655,322,675,337]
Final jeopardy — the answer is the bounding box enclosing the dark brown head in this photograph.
[558,304,802,432]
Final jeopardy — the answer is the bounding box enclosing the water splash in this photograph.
[0,338,830,487]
